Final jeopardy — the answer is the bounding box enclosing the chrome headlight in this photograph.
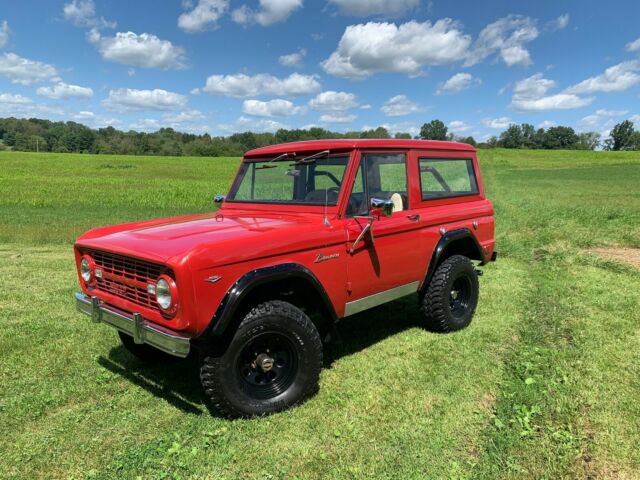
[80,255,93,284]
[155,275,178,314]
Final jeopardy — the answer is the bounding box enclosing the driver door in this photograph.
[343,152,424,316]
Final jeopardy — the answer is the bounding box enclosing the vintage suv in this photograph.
[74,139,496,418]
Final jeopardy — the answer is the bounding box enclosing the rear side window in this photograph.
[419,158,478,200]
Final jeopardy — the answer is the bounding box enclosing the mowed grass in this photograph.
[0,149,639,479]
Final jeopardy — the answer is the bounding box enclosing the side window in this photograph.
[419,158,478,200]
[347,153,407,216]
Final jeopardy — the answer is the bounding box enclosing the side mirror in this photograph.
[370,197,394,218]
[213,195,225,203]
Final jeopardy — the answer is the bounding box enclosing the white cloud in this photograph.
[202,72,320,97]
[322,19,471,79]
[88,30,188,70]
[74,110,95,119]
[178,0,229,33]
[0,93,66,118]
[627,37,640,53]
[576,109,628,131]
[130,110,208,133]
[361,121,418,136]
[565,61,640,94]
[328,0,419,17]
[466,15,538,67]
[63,0,116,29]
[0,93,32,105]
[279,48,306,67]
[219,116,289,133]
[545,14,569,32]
[448,120,472,133]
[308,91,358,111]
[360,104,371,109]
[0,52,60,85]
[537,120,557,129]
[380,94,423,116]
[232,0,303,27]
[102,88,188,112]
[37,82,93,99]
[631,114,640,125]
[320,113,357,123]
[436,72,481,95]
[242,99,303,116]
[163,109,206,123]
[482,117,512,129]
[510,73,593,112]
[0,20,9,48]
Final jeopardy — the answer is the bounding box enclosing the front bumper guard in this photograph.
[75,293,191,358]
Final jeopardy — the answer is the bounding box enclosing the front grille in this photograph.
[89,250,164,310]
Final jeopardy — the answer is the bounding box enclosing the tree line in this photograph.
[1,116,638,157]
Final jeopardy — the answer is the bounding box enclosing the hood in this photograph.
[76,210,345,266]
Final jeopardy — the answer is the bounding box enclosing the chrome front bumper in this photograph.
[75,293,191,358]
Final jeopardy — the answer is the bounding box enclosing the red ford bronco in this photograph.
[74,139,496,418]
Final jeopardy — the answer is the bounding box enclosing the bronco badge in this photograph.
[314,253,340,263]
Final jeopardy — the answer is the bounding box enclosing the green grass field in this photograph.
[1,149,639,479]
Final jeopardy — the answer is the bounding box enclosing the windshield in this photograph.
[227,155,350,205]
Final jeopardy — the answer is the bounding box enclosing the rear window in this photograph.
[419,158,479,200]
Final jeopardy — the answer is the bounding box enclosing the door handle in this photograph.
[406,214,421,222]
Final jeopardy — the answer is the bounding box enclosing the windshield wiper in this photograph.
[293,150,330,166]
[255,151,296,169]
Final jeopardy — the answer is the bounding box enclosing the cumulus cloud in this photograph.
[545,14,569,32]
[0,52,60,85]
[178,0,229,33]
[88,30,188,70]
[380,95,423,116]
[308,91,358,111]
[322,19,471,79]
[576,109,627,131]
[320,113,357,123]
[510,73,593,112]
[202,72,320,97]
[448,120,472,133]
[466,15,538,67]
[627,37,640,53]
[0,93,65,118]
[328,0,419,17]
[0,20,9,48]
[436,72,481,95]
[279,48,306,67]
[102,88,188,112]
[37,81,93,99]
[482,117,512,129]
[565,61,640,94]
[63,0,116,29]
[232,0,303,27]
[219,116,289,133]
[242,99,303,116]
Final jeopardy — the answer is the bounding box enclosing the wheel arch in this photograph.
[193,263,338,353]
[421,228,484,291]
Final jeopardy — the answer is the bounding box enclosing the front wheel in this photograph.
[421,255,479,332]
[200,300,323,418]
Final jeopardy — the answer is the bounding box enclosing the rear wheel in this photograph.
[200,300,323,418]
[421,255,479,332]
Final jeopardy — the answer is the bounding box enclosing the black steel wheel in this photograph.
[421,255,479,332]
[200,300,323,418]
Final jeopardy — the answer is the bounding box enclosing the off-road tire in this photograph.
[421,255,479,332]
[118,331,173,361]
[200,300,323,419]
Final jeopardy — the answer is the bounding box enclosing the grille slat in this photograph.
[89,250,163,310]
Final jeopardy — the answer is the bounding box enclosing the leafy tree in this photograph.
[576,132,601,150]
[542,126,579,150]
[419,120,448,140]
[360,127,390,139]
[499,124,523,148]
[394,132,412,139]
[604,120,635,150]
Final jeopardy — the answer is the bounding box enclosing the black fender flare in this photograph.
[193,263,338,348]
[422,228,485,289]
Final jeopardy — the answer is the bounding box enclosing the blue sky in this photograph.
[1,0,639,140]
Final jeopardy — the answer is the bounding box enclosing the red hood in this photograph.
[75,209,345,267]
